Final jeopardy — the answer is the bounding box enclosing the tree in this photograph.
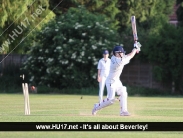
[49,0,120,29]
[142,22,183,93]
[117,0,175,31]
[118,0,176,59]
[177,0,183,26]
[0,0,55,54]
[22,7,120,89]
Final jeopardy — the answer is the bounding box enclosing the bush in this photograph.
[142,23,183,92]
[127,86,170,96]
[22,7,120,89]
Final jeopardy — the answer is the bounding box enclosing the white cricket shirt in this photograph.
[97,58,111,77]
[106,55,130,83]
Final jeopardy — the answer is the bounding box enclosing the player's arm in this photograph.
[127,48,138,59]
[97,60,102,82]
[97,69,101,82]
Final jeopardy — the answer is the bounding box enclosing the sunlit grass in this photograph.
[0,94,183,138]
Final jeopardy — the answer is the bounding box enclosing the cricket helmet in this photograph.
[113,46,126,55]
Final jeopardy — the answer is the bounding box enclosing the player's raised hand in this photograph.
[134,41,142,53]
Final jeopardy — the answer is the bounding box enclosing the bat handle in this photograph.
[134,40,139,53]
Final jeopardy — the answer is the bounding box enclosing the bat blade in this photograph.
[131,16,138,41]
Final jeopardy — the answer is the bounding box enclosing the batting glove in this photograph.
[134,42,142,51]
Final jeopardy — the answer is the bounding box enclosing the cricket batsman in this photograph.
[97,50,111,103]
[92,42,141,116]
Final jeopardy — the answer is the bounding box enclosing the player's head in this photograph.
[113,46,126,57]
[103,50,109,58]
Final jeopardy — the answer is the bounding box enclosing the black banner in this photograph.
[0,122,183,131]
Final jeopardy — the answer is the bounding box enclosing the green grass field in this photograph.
[0,94,183,138]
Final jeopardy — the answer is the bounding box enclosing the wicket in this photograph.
[21,74,30,115]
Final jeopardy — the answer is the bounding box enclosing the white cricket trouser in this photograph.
[106,79,128,113]
[99,76,108,103]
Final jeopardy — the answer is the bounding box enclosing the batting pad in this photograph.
[95,98,115,111]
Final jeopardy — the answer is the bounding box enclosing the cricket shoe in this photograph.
[120,111,130,116]
[92,103,98,115]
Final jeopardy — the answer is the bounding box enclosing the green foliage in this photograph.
[177,0,183,26]
[0,0,55,54]
[119,0,175,57]
[142,22,183,92]
[33,86,97,94]
[127,86,171,96]
[21,7,119,89]
[49,0,120,29]
[20,85,176,96]
[120,3,183,92]
[117,0,175,31]
[35,85,60,94]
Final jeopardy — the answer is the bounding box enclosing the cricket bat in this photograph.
[131,16,140,53]
[131,16,138,41]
